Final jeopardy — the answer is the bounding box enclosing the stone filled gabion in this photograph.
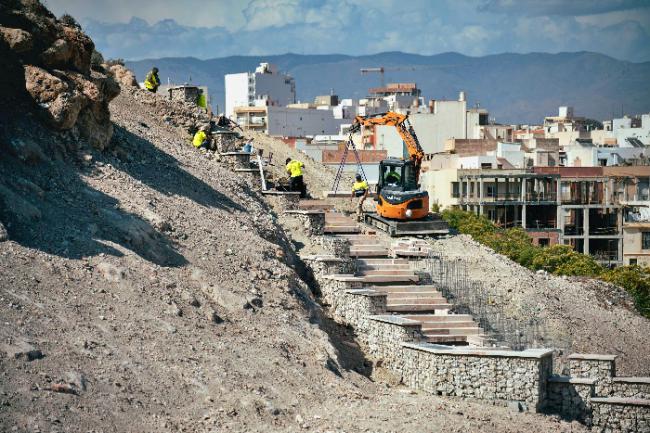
[319,236,350,258]
[295,213,325,237]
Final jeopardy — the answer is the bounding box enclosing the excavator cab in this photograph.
[378,159,417,192]
[376,158,429,220]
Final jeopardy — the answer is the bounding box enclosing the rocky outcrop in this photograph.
[107,64,139,88]
[0,0,119,150]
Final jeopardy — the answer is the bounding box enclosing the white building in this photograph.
[225,63,295,118]
[613,114,650,146]
[372,92,486,157]
[562,139,648,167]
[234,105,345,137]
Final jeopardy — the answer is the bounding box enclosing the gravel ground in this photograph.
[0,86,589,433]
[429,235,650,375]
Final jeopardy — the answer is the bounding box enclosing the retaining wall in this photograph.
[309,235,650,431]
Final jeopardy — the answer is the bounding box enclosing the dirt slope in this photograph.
[0,80,589,432]
[430,235,650,375]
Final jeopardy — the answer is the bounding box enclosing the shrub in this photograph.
[487,227,541,268]
[105,58,126,67]
[441,208,649,318]
[442,209,495,241]
[91,49,104,66]
[60,13,81,29]
[602,266,650,318]
[531,245,603,277]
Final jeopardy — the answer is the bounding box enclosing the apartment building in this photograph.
[425,163,649,265]
[225,63,296,119]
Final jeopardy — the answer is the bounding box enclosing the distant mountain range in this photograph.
[126,51,650,124]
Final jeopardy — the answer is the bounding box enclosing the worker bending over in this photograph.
[285,158,306,198]
[144,67,160,93]
[351,174,369,221]
[193,126,211,150]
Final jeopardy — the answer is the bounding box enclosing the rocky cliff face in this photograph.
[0,0,119,150]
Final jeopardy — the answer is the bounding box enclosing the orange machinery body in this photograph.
[350,112,429,222]
[377,191,429,220]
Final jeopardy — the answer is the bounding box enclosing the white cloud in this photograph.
[45,0,650,61]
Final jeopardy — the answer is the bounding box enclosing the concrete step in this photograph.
[348,242,385,247]
[299,200,334,211]
[358,264,412,271]
[386,292,446,300]
[393,250,431,257]
[360,274,419,283]
[419,321,478,329]
[424,334,469,344]
[325,226,361,234]
[387,296,447,304]
[421,327,482,336]
[358,269,416,276]
[357,258,410,265]
[349,249,390,257]
[402,314,473,322]
[386,303,452,313]
[369,285,438,293]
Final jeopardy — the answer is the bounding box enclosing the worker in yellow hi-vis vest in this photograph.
[285,158,306,198]
[144,67,160,93]
[351,174,369,221]
[192,126,210,149]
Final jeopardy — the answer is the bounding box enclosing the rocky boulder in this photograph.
[0,0,119,151]
[107,64,139,88]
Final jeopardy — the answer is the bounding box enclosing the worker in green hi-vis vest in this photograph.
[197,89,207,109]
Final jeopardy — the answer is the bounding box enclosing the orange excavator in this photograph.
[348,112,448,236]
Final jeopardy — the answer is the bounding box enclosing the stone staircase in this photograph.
[321,212,487,346]
[324,212,361,234]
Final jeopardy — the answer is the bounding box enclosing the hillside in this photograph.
[2,2,649,432]
[126,51,650,123]
[0,61,587,433]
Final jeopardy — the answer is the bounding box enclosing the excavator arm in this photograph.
[350,112,425,182]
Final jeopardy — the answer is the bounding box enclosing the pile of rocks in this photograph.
[121,86,212,135]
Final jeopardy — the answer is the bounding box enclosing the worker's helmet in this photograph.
[285,158,292,164]
[355,174,362,181]
[152,67,159,73]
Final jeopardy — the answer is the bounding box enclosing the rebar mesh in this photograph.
[423,251,572,353]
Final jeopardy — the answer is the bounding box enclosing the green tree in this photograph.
[531,245,603,277]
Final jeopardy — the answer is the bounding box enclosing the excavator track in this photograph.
[364,212,449,237]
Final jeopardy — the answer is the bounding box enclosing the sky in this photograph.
[43,0,650,62]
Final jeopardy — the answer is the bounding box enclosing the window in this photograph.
[630,258,638,265]
[643,232,650,250]
[451,182,460,198]
[486,185,495,197]
[538,238,550,247]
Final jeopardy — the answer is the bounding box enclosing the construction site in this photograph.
[1,2,649,432]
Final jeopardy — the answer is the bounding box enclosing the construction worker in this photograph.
[144,67,160,93]
[285,157,306,198]
[241,138,254,153]
[351,174,369,221]
[197,89,207,109]
[384,166,401,186]
[192,126,210,149]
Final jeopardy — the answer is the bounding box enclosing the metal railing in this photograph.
[422,252,572,353]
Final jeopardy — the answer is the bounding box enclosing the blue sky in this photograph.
[44,0,650,61]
